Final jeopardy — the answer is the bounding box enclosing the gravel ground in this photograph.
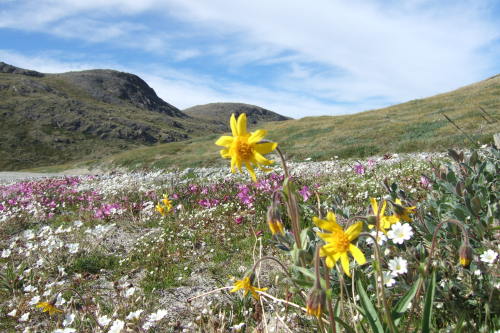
[0,169,99,184]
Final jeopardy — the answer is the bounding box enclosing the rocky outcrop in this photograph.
[56,70,185,117]
[0,62,44,77]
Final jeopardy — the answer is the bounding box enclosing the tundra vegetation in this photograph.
[0,113,499,332]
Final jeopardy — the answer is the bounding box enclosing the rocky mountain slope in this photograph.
[0,63,288,170]
[183,102,291,131]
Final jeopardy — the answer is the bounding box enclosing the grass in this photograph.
[61,74,499,172]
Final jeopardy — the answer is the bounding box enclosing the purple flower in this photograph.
[420,175,431,189]
[367,159,376,169]
[354,163,365,175]
[235,216,244,224]
[298,185,312,202]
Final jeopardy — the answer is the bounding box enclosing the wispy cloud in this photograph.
[1,0,499,117]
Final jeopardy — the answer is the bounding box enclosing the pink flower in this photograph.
[354,163,365,175]
[298,186,311,202]
[419,175,431,189]
[235,216,244,224]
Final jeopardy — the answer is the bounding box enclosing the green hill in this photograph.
[78,74,499,171]
[0,62,218,170]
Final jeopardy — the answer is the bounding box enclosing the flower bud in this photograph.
[306,286,326,318]
[459,243,473,268]
[267,205,285,235]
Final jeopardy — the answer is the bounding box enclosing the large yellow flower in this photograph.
[313,211,366,277]
[230,276,268,300]
[215,113,277,182]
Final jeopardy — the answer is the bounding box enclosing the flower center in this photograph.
[236,139,253,160]
[330,232,349,252]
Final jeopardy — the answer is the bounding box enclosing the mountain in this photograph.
[86,74,499,171]
[183,102,291,131]
[0,62,224,170]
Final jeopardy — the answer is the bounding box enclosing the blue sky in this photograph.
[1,0,499,118]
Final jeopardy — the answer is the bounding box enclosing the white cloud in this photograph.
[0,1,499,117]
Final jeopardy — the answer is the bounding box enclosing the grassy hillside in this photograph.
[64,74,499,172]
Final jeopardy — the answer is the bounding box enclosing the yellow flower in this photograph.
[268,219,285,235]
[369,198,398,232]
[36,301,63,316]
[314,211,366,277]
[156,194,173,216]
[230,276,268,300]
[161,194,173,210]
[215,113,277,182]
[155,204,166,216]
[392,198,416,223]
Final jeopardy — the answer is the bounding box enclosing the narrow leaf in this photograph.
[356,279,384,333]
[422,270,437,333]
[392,277,421,326]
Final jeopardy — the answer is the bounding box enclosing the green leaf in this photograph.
[356,279,384,333]
[392,277,421,326]
[422,270,437,333]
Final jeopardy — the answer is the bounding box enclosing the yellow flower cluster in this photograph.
[156,193,173,216]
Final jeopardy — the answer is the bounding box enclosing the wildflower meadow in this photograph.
[1,113,499,332]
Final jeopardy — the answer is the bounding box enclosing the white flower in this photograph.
[126,309,144,320]
[379,271,396,287]
[55,294,66,307]
[23,285,37,293]
[124,287,136,298]
[19,312,30,322]
[388,257,408,275]
[1,249,11,258]
[98,315,112,327]
[7,309,17,317]
[63,313,75,327]
[387,222,413,244]
[24,230,35,240]
[108,319,125,333]
[480,249,497,265]
[66,243,79,254]
[232,322,246,332]
[474,269,481,276]
[148,309,168,322]
[366,231,387,246]
[73,220,83,228]
[29,296,41,305]
[53,328,76,333]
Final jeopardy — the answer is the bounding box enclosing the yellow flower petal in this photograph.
[215,135,234,147]
[313,214,341,232]
[237,113,248,136]
[340,253,351,277]
[220,149,231,158]
[248,129,267,144]
[252,151,273,165]
[349,244,366,265]
[245,161,257,182]
[254,142,277,155]
[345,222,363,241]
[230,113,238,136]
